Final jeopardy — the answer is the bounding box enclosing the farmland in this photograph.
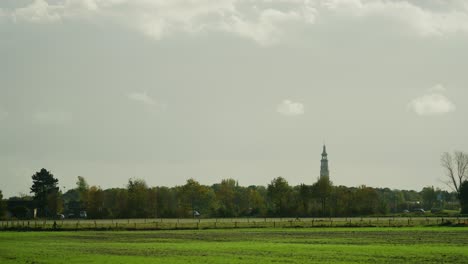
[1,226,467,263]
[1,217,467,231]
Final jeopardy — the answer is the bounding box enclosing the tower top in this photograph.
[320,145,329,179]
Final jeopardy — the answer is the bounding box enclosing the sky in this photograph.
[1,0,468,197]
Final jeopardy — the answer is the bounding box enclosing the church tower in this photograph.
[320,145,329,179]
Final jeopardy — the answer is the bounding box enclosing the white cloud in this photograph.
[4,1,468,44]
[277,99,305,116]
[321,0,468,36]
[223,7,315,45]
[408,85,456,116]
[12,0,62,23]
[428,83,446,93]
[33,111,72,125]
[127,92,166,113]
[128,92,155,106]
[2,0,317,45]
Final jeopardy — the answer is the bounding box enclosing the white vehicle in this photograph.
[79,211,88,219]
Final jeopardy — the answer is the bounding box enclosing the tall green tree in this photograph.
[332,186,353,216]
[147,187,158,218]
[102,188,128,218]
[242,186,266,216]
[87,186,105,218]
[312,177,333,216]
[127,179,149,218]
[155,186,178,218]
[459,181,468,214]
[76,176,89,202]
[215,179,237,217]
[354,185,379,215]
[421,186,437,210]
[267,177,292,216]
[179,179,213,217]
[0,190,6,219]
[298,184,311,216]
[30,168,60,217]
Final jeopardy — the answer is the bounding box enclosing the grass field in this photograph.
[0,227,467,263]
[2,217,467,230]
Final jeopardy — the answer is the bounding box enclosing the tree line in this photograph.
[1,151,467,219]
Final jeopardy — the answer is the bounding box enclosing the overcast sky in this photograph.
[1,0,468,197]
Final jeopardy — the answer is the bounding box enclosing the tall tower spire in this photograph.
[320,145,329,179]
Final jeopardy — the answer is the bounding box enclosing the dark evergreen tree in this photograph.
[0,190,5,219]
[30,168,60,217]
[459,181,468,214]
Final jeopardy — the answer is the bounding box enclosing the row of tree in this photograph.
[1,151,467,219]
[1,173,465,219]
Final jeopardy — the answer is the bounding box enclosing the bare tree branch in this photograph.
[441,151,468,197]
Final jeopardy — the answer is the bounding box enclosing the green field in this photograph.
[2,217,467,231]
[0,227,467,263]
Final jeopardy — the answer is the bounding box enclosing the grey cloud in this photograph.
[6,0,468,45]
[1,0,468,197]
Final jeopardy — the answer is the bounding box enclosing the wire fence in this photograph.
[1,217,467,231]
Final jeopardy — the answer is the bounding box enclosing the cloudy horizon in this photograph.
[1,0,468,197]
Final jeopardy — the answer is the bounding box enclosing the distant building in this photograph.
[320,145,329,179]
